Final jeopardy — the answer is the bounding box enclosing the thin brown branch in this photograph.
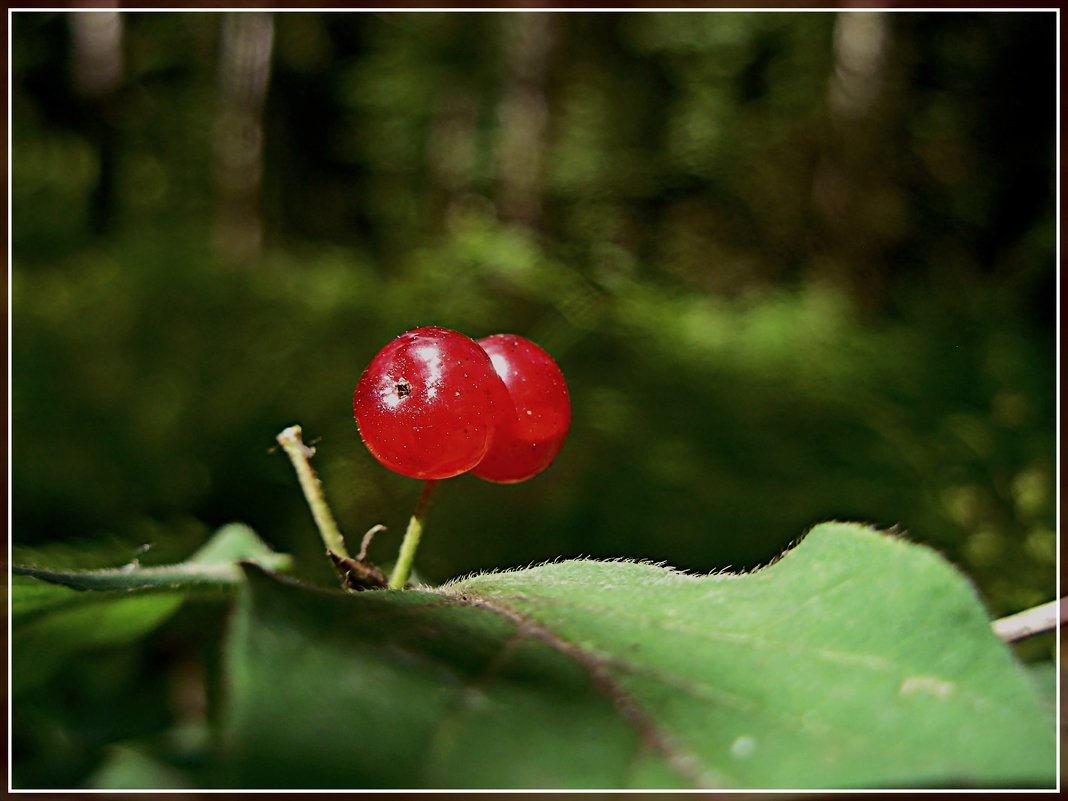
[991,598,1064,643]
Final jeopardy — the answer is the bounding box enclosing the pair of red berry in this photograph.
[353,327,570,483]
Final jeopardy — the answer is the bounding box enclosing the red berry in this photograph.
[472,334,571,484]
[353,326,511,480]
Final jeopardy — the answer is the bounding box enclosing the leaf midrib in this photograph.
[447,591,721,789]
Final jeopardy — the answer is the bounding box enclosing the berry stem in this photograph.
[388,479,438,589]
[276,425,351,561]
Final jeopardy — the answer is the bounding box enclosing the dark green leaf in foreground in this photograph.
[223,522,1054,790]
[12,524,290,693]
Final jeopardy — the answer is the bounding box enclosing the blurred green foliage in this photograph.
[11,10,1056,788]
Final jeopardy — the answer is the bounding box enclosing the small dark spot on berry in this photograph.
[395,379,412,398]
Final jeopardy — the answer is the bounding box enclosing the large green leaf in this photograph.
[12,523,291,693]
[222,522,1054,789]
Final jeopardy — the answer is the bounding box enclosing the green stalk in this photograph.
[388,480,438,589]
[276,425,350,560]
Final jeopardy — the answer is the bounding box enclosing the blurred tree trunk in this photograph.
[428,86,479,227]
[810,11,900,310]
[69,10,123,235]
[495,13,555,228]
[213,12,274,266]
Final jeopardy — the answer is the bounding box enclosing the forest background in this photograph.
[10,9,1057,788]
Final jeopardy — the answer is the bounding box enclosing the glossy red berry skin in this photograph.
[472,334,571,484]
[353,327,512,480]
